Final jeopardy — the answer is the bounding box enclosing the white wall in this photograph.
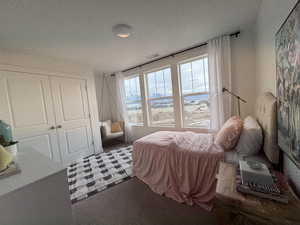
[255,0,298,96]
[231,25,257,118]
[255,0,300,193]
[0,49,93,77]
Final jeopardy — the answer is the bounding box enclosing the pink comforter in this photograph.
[133,131,224,211]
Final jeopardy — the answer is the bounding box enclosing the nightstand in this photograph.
[214,162,300,225]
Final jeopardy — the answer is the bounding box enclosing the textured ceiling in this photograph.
[0,0,261,73]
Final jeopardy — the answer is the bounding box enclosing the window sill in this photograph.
[129,124,176,129]
[129,124,144,127]
[181,127,215,133]
[148,125,176,129]
[183,126,211,130]
[127,125,215,134]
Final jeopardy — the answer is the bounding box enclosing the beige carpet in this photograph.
[72,177,218,225]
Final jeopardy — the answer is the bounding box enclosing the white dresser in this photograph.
[0,149,73,225]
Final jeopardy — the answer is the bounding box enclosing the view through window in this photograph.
[146,67,175,126]
[124,76,143,125]
[179,57,211,128]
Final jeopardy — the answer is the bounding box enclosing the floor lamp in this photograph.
[222,88,247,117]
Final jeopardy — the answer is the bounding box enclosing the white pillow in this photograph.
[236,116,263,156]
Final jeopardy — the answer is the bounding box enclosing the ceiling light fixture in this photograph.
[112,24,132,38]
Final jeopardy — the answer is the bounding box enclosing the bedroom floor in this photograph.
[72,178,218,225]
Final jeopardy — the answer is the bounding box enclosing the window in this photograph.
[124,76,143,125]
[146,67,175,126]
[179,56,211,128]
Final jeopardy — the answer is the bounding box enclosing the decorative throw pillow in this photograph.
[215,116,243,151]
[111,122,122,133]
[236,116,263,156]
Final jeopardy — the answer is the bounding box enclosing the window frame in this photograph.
[124,74,144,126]
[144,66,176,127]
[178,55,211,129]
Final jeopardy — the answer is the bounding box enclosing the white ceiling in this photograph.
[0,0,261,73]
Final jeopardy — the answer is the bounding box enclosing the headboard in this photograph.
[255,92,280,164]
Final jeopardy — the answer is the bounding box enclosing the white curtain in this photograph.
[115,72,133,143]
[98,75,116,121]
[208,35,233,130]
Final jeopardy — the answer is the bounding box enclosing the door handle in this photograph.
[56,125,62,129]
[49,126,55,130]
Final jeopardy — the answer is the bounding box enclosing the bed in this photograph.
[132,92,280,211]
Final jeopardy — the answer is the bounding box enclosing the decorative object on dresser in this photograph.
[276,0,300,168]
[0,145,13,172]
[0,120,18,156]
[0,121,13,144]
[0,121,20,178]
[215,162,300,225]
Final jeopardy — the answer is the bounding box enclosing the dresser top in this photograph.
[0,148,65,197]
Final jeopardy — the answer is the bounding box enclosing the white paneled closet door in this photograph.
[4,72,61,162]
[51,77,94,166]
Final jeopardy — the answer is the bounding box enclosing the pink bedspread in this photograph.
[133,131,224,211]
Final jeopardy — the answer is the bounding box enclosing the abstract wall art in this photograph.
[276,0,300,168]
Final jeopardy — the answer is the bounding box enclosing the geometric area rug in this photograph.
[67,145,133,204]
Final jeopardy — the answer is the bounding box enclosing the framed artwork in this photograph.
[276,0,300,168]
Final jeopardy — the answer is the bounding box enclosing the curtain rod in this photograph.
[121,31,240,73]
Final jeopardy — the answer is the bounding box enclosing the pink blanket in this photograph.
[133,131,224,211]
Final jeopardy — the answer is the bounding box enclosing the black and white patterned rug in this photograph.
[67,145,133,204]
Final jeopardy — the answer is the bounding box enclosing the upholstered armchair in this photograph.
[100,120,125,144]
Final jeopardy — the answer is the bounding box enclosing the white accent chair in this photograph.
[100,120,124,144]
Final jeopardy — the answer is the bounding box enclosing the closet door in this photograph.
[4,72,61,162]
[51,77,94,165]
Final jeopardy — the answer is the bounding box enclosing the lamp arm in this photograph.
[222,88,247,103]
